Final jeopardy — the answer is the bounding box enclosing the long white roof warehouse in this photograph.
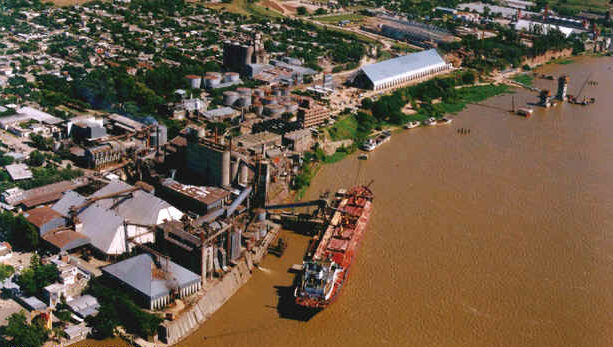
[358,49,452,91]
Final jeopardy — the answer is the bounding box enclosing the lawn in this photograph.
[512,73,534,86]
[327,115,358,141]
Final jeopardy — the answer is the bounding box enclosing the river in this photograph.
[75,56,613,347]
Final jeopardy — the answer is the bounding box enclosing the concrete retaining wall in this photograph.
[159,226,278,345]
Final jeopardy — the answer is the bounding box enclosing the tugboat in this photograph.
[294,185,374,309]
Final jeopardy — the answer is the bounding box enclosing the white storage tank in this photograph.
[186,75,202,89]
[264,104,285,117]
[223,91,239,106]
[224,72,240,83]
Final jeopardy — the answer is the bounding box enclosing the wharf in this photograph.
[152,221,281,346]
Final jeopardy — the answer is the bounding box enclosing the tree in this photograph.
[9,215,39,251]
[360,97,373,109]
[4,311,49,347]
[27,150,45,167]
[17,255,59,296]
[314,7,326,15]
[0,264,15,281]
[296,6,308,15]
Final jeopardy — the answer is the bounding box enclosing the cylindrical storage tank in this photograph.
[254,102,264,116]
[224,72,240,83]
[221,150,231,187]
[197,127,206,138]
[260,227,267,239]
[202,75,215,89]
[186,75,202,89]
[237,96,251,108]
[231,161,239,183]
[283,102,299,114]
[264,104,285,117]
[205,73,222,88]
[236,87,252,96]
[253,89,265,97]
[261,96,277,105]
[223,91,239,106]
[240,164,249,185]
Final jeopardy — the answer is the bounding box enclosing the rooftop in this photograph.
[360,49,447,84]
[102,253,200,300]
[42,229,90,251]
[4,163,33,181]
[162,178,231,206]
[23,206,63,228]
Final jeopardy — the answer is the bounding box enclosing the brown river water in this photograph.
[75,56,613,347]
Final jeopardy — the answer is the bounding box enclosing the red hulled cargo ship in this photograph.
[294,185,373,309]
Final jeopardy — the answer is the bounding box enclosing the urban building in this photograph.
[283,129,313,153]
[186,138,231,187]
[298,99,331,128]
[85,141,125,169]
[52,181,184,256]
[223,33,267,73]
[23,206,65,235]
[355,49,452,91]
[160,178,232,215]
[102,253,201,310]
[5,164,33,181]
[235,131,282,152]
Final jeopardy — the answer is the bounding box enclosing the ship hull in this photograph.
[295,186,373,309]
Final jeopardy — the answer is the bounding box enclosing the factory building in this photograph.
[186,138,231,187]
[222,33,267,73]
[85,141,125,169]
[355,49,452,91]
[283,129,313,153]
[102,253,201,310]
[51,181,184,256]
[160,178,232,215]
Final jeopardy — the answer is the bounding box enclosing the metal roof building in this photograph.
[52,182,183,256]
[102,254,201,310]
[357,49,452,91]
[4,163,33,181]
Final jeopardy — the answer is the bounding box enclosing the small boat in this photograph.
[437,117,452,125]
[516,107,533,117]
[359,131,391,152]
[423,117,436,126]
[403,121,420,129]
[358,154,368,160]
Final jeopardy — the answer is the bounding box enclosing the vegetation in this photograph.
[85,277,163,339]
[0,264,15,281]
[315,14,365,24]
[0,212,40,252]
[17,255,59,296]
[1,311,49,347]
[512,73,534,86]
[441,28,582,73]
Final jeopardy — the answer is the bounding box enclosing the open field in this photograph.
[203,0,284,17]
[314,13,366,24]
[553,0,610,12]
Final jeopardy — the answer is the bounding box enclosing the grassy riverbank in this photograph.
[292,81,511,200]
